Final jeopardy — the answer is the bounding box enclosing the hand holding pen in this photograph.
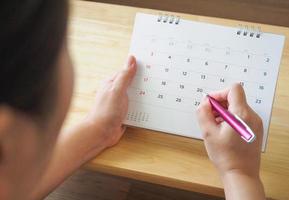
[196,83,265,199]
[196,83,263,177]
[202,92,256,143]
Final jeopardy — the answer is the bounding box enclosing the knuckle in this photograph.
[241,110,250,121]
[109,85,119,93]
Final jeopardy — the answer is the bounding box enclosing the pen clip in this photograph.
[233,114,256,143]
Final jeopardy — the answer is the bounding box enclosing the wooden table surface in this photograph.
[67,1,289,199]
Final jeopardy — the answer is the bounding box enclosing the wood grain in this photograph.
[66,1,289,199]
[90,0,289,27]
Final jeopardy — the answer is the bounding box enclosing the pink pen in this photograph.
[203,93,256,143]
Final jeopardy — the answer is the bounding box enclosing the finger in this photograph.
[208,87,230,102]
[212,110,220,117]
[113,55,137,92]
[209,83,248,114]
[196,98,220,138]
[227,83,248,109]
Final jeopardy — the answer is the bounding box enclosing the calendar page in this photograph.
[125,13,285,151]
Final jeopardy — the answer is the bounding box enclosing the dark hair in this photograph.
[0,0,68,119]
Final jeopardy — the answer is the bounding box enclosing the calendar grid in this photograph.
[125,13,285,151]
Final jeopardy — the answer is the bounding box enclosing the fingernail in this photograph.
[126,56,135,69]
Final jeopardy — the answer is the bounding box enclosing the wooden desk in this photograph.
[67,1,289,199]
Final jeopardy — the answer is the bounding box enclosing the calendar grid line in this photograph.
[130,85,205,102]
[132,75,220,95]
[134,70,266,99]
[134,47,271,71]
[129,84,258,105]
[136,64,267,86]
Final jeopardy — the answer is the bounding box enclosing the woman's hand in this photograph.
[196,84,265,200]
[197,83,263,177]
[84,55,137,148]
[33,56,137,200]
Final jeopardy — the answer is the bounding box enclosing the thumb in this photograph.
[113,55,137,92]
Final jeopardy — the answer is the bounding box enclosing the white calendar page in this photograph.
[124,13,285,151]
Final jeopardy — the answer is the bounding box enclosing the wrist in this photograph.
[83,112,125,148]
[79,118,110,151]
[221,169,265,200]
[217,162,261,180]
[221,168,262,185]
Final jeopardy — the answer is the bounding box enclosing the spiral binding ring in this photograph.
[157,15,261,37]
[237,24,262,38]
[157,13,180,25]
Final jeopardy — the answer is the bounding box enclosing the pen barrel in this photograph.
[208,96,253,141]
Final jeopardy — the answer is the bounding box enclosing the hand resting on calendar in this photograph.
[72,55,266,199]
[92,57,266,199]
[197,84,265,200]
[86,56,265,199]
